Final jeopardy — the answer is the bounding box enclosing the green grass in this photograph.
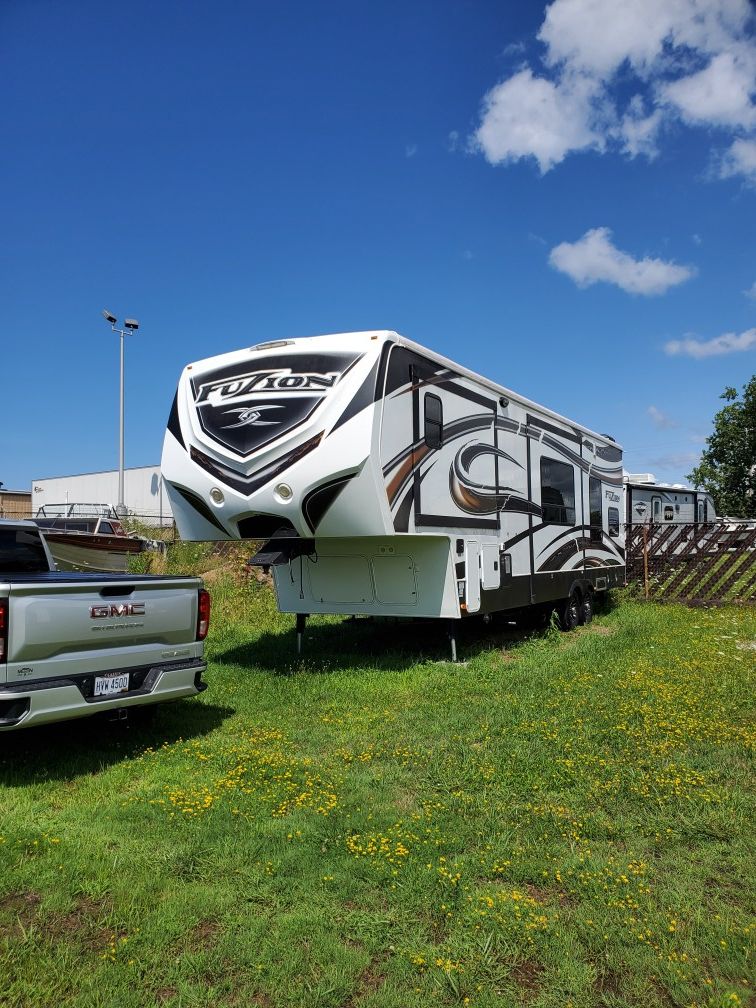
[0,576,753,1008]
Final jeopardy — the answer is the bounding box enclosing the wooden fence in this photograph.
[625,522,756,607]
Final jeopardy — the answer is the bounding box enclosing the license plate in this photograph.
[94,673,130,697]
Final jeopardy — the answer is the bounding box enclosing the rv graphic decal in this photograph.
[537,535,621,572]
[450,443,528,516]
[221,404,285,429]
[195,368,341,407]
[190,351,362,458]
[383,416,622,529]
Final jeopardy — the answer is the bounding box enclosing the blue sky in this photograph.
[1,0,754,492]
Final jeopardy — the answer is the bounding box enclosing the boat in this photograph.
[31,504,147,573]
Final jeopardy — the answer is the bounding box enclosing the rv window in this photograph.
[592,475,604,532]
[589,476,602,540]
[608,507,620,537]
[424,393,443,449]
[540,458,575,524]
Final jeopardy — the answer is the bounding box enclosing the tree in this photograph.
[688,375,756,518]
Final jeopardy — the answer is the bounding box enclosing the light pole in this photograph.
[102,309,140,515]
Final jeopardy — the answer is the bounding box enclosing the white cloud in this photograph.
[539,0,691,78]
[405,144,418,158]
[745,280,756,299]
[648,405,677,429]
[474,68,601,172]
[471,0,756,180]
[618,99,663,158]
[549,227,696,294]
[664,327,756,357]
[719,137,756,183]
[662,48,756,129]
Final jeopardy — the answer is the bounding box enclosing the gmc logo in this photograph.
[90,603,146,618]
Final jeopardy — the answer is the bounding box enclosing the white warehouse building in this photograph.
[31,465,173,526]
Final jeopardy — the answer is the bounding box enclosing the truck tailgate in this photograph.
[2,574,204,685]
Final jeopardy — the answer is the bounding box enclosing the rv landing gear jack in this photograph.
[296,613,308,655]
[447,621,458,663]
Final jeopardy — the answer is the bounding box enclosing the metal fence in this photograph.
[0,508,176,530]
[0,506,34,520]
[626,522,756,607]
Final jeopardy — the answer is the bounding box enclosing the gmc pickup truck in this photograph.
[0,519,209,731]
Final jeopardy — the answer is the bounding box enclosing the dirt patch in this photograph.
[44,895,111,946]
[0,890,42,937]
[155,988,177,1004]
[190,918,222,949]
[393,790,418,813]
[0,890,41,917]
[523,884,551,903]
[225,994,273,1008]
[595,968,622,996]
[249,568,274,589]
[498,650,518,662]
[355,962,386,995]
[584,625,614,636]
[511,960,544,997]
[524,883,574,907]
[340,953,389,1006]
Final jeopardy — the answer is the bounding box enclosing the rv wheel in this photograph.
[580,592,594,625]
[557,592,581,632]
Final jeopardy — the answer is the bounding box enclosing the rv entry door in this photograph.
[465,540,481,613]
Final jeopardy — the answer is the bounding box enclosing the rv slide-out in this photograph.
[162,331,625,631]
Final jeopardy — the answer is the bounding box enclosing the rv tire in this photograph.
[580,591,594,625]
[557,591,581,632]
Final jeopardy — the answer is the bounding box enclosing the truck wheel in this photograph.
[557,591,581,632]
[580,592,594,625]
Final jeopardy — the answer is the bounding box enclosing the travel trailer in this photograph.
[162,331,625,655]
[624,474,716,525]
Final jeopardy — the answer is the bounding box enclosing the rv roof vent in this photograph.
[249,340,295,352]
[602,434,617,442]
[672,483,687,489]
[625,473,656,483]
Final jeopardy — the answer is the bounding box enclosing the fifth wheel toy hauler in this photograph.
[161,331,625,653]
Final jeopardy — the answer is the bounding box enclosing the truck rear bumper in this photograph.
[0,661,207,731]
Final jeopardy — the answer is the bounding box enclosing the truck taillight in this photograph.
[196,589,210,641]
[0,600,7,662]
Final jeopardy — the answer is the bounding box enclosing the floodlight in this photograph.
[102,309,117,325]
[124,318,139,331]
